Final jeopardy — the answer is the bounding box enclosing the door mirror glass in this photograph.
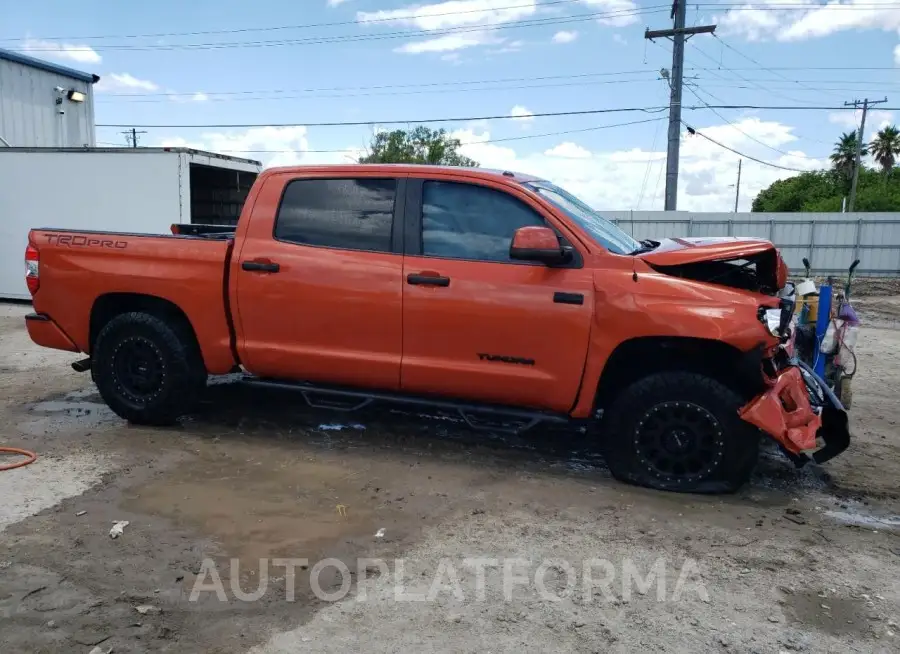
[509,226,568,265]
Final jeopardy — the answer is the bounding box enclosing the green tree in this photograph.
[830,131,867,184]
[751,171,839,212]
[869,124,900,177]
[753,167,900,212]
[359,126,478,167]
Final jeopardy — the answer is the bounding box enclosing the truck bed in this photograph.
[28,228,238,374]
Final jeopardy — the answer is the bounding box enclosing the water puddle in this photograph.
[21,390,118,435]
[823,505,900,530]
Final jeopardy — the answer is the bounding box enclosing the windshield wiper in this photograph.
[629,239,660,255]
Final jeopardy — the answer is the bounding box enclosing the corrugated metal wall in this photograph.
[0,59,95,147]
[602,211,900,276]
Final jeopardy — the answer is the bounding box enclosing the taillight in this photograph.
[25,244,39,295]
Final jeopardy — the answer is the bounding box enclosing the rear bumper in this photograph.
[25,313,79,352]
[739,360,850,465]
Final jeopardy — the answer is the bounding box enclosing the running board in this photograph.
[240,377,570,434]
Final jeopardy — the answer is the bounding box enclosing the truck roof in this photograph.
[264,163,545,185]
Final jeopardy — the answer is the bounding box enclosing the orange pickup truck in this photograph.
[24,164,849,492]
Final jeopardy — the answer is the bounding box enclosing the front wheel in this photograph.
[602,372,759,493]
[92,312,206,425]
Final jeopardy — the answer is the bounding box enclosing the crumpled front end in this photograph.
[739,359,850,465]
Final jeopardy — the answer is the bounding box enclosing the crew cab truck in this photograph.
[24,164,850,493]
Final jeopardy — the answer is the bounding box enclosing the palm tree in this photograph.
[831,131,867,182]
[869,125,900,177]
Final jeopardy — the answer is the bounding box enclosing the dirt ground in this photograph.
[1,298,899,654]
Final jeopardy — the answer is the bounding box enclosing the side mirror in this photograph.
[509,226,569,266]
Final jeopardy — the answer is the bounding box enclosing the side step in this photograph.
[240,376,571,434]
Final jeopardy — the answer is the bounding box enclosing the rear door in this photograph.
[400,176,594,413]
[234,173,406,390]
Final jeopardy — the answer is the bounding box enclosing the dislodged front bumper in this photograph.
[739,360,850,465]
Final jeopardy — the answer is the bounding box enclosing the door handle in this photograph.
[553,292,584,305]
[407,273,450,287]
[242,260,280,273]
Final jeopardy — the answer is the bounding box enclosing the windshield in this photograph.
[525,181,639,255]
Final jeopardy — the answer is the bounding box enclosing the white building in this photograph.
[0,48,98,148]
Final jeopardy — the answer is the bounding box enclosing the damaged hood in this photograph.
[638,237,787,293]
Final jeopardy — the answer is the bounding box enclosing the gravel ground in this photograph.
[0,300,898,653]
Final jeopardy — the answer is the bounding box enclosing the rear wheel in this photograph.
[92,312,206,425]
[602,372,759,493]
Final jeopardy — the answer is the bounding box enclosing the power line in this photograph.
[9,2,896,49]
[9,0,895,43]
[14,7,667,53]
[688,66,900,72]
[95,105,900,130]
[682,122,810,172]
[688,42,814,105]
[185,117,670,154]
[1,0,597,42]
[637,87,668,209]
[684,83,826,159]
[97,76,665,104]
[97,69,659,99]
[686,82,834,147]
[699,2,900,8]
[711,34,845,102]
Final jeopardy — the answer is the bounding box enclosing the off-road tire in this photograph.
[92,311,206,425]
[602,372,759,494]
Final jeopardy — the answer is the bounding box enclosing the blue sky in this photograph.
[3,0,900,210]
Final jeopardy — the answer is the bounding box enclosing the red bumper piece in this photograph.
[739,367,821,454]
[25,313,79,352]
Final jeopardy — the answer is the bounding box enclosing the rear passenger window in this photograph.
[275,178,396,252]
[421,180,546,262]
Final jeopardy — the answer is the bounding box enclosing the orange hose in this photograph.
[0,447,37,471]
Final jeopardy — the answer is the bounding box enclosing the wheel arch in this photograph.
[89,293,201,362]
[593,336,766,413]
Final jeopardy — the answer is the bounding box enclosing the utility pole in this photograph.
[121,128,147,148]
[646,2,716,211]
[844,97,887,212]
[733,159,742,212]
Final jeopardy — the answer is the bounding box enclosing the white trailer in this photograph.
[0,147,261,299]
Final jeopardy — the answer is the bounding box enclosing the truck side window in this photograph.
[421,181,545,263]
[275,178,395,253]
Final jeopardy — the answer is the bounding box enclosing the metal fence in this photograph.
[603,211,900,276]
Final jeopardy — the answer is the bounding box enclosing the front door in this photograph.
[235,174,405,390]
[401,177,594,413]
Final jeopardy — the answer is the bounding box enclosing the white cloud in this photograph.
[94,73,158,94]
[829,110,893,130]
[579,0,641,27]
[158,127,363,169]
[328,0,353,6]
[612,33,627,45]
[510,105,535,122]
[717,0,900,42]
[488,39,524,54]
[360,0,537,53]
[397,32,495,53]
[22,38,101,64]
[552,30,578,43]
[452,116,821,212]
[359,0,537,30]
[545,142,592,158]
[167,90,211,104]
